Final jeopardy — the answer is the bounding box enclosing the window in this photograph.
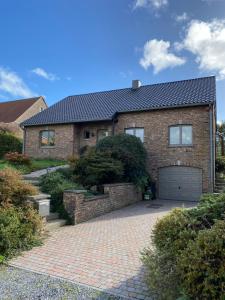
[169,125,192,146]
[97,129,109,141]
[84,130,90,139]
[40,107,44,112]
[40,130,55,147]
[125,128,144,142]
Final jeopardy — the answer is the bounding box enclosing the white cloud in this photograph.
[139,39,186,73]
[32,67,59,81]
[0,67,36,98]
[175,12,189,22]
[177,19,225,79]
[134,0,168,10]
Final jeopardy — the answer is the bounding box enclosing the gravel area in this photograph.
[0,266,125,300]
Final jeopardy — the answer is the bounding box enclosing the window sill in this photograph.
[40,146,56,149]
[168,144,193,148]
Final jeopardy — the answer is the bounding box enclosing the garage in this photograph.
[159,166,202,201]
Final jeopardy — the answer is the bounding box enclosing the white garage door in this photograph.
[159,166,202,201]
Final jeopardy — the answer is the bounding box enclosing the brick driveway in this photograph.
[10,200,195,299]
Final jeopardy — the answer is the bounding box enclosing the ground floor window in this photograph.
[125,128,144,142]
[40,130,55,147]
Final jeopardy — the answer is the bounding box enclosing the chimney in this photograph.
[132,80,141,90]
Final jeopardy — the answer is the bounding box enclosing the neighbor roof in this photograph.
[0,97,42,123]
[22,76,216,127]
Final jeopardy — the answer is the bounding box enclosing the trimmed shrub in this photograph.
[142,193,225,300]
[0,132,22,158]
[215,157,225,173]
[0,205,43,258]
[0,168,37,206]
[39,171,80,215]
[96,134,149,189]
[178,220,225,299]
[73,152,124,188]
[5,152,31,166]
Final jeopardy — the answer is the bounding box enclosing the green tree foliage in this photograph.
[96,134,149,189]
[73,152,124,188]
[0,132,22,158]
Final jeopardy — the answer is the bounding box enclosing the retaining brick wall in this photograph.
[63,183,142,224]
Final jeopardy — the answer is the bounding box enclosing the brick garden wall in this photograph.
[63,183,142,224]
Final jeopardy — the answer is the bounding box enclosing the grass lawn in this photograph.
[0,158,66,174]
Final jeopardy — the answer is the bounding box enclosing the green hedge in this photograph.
[142,193,225,300]
[0,132,22,158]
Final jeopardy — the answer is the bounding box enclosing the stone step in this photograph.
[46,219,66,231]
[27,193,51,201]
[215,178,225,183]
[24,179,40,186]
[215,183,225,188]
[46,212,59,221]
[214,188,224,193]
[215,182,225,187]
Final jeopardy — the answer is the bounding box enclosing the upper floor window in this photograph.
[40,107,44,112]
[97,129,109,141]
[169,125,192,146]
[125,127,144,142]
[40,130,55,147]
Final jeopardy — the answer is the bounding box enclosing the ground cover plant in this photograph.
[142,193,225,300]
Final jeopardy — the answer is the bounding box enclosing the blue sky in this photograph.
[0,0,224,121]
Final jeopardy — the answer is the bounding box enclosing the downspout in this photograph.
[22,126,26,154]
[209,104,215,192]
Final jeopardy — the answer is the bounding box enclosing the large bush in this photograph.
[0,168,37,206]
[216,157,225,173]
[73,152,124,188]
[142,193,225,300]
[178,220,225,300]
[96,134,149,188]
[0,132,22,158]
[39,170,80,215]
[0,205,42,258]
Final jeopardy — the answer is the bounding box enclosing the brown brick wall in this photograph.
[63,183,142,224]
[114,106,212,192]
[24,105,214,192]
[16,97,47,124]
[24,124,75,159]
[79,122,112,149]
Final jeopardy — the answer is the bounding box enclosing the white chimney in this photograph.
[132,80,141,90]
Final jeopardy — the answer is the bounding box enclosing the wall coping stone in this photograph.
[84,195,109,202]
[65,189,87,194]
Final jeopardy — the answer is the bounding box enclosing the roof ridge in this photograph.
[66,76,215,98]
[0,96,42,105]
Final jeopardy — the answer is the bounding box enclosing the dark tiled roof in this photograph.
[0,97,41,122]
[22,76,216,127]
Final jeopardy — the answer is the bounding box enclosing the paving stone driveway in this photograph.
[10,200,195,300]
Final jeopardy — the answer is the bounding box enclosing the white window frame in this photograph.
[169,125,193,146]
[125,127,144,142]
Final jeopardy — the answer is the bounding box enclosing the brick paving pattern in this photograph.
[10,200,195,299]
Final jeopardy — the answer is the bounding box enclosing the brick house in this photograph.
[0,96,47,137]
[22,77,216,201]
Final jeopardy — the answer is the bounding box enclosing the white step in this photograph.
[46,219,66,231]
[47,212,59,221]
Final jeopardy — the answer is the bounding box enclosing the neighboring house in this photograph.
[0,96,47,137]
[22,77,216,201]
